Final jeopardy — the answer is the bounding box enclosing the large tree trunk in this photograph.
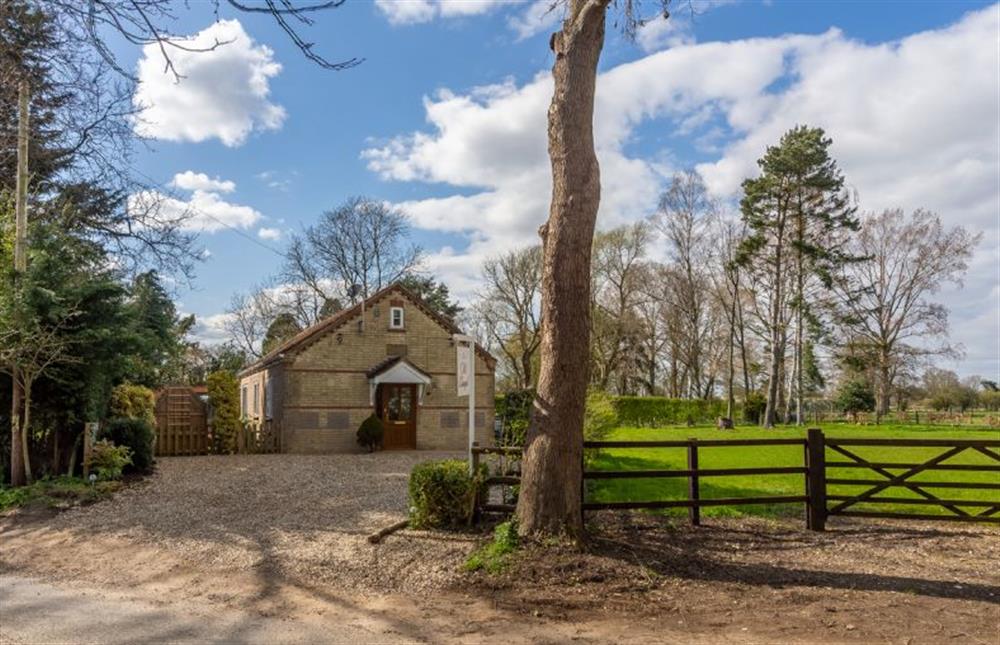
[876,347,891,421]
[517,0,608,539]
[9,79,30,487]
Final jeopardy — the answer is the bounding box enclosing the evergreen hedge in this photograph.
[610,396,726,427]
[409,459,488,529]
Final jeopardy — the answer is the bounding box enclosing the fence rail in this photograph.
[473,429,1000,530]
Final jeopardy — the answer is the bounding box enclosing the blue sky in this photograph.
[120,0,999,379]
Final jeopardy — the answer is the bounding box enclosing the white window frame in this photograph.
[241,386,248,417]
[264,378,273,419]
[389,306,405,330]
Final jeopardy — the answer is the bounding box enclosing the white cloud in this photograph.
[375,0,511,25]
[129,189,263,233]
[191,312,233,345]
[364,6,999,374]
[171,170,236,193]
[508,0,563,40]
[258,227,282,241]
[133,19,285,147]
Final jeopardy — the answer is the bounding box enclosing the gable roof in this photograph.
[239,281,494,376]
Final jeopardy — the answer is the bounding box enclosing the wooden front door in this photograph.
[378,384,417,450]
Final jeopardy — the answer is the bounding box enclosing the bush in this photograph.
[86,440,132,481]
[495,389,534,447]
[109,383,156,425]
[743,391,766,425]
[611,396,725,427]
[357,414,385,452]
[409,459,487,529]
[101,417,156,473]
[836,379,875,421]
[584,390,618,442]
[206,370,240,454]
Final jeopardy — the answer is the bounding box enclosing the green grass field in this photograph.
[586,423,1000,521]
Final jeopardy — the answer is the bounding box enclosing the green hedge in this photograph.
[611,396,726,427]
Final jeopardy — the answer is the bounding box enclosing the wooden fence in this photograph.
[472,429,1000,530]
[155,386,209,456]
[238,419,282,454]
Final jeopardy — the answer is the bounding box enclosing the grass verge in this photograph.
[465,520,519,574]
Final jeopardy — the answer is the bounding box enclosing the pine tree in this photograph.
[738,126,857,428]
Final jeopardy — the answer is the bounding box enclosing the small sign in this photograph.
[456,342,471,397]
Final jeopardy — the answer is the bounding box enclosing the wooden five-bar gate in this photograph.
[472,429,1000,529]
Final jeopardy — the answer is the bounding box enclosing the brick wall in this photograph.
[249,288,495,453]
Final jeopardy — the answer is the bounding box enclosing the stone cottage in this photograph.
[237,282,496,452]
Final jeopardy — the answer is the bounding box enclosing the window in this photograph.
[389,306,405,330]
[265,379,273,419]
[253,383,260,415]
[241,386,248,417]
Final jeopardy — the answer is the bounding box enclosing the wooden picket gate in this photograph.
[154,386,209,456]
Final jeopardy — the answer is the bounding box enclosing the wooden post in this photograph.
[688,438,700,526]
[805,427,826,531]
[82,422,97,478]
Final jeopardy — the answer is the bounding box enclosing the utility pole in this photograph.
[9,79,30,486]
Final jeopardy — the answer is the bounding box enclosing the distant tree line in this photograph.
[467,126,982,426]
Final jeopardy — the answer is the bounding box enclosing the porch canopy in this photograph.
[366,356,432,405]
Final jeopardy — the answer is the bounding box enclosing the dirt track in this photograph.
[1,455,998,643]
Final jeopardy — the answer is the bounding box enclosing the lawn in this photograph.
[586,423,1000,521]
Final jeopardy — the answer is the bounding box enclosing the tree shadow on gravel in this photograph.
[582,512,1000,604]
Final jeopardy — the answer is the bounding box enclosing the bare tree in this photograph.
[590,222,651,392]
[833,209,980,418]
[654,170,717,399]
[284,197,422,306]
[474,246,543,390]
[0,301,79,484]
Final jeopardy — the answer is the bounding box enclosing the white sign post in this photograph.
[453,334,476,471]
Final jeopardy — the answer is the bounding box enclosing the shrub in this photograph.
[357,414,385,452]
[836,379,875,421]
[743,391,766,425]
[464,519,519,574]
[109,383,156,425]
[101,417,156,473]
[611,396,725,427]
[87,440,132,481]
[206,370,240,454]
[409,459,487,529]
[584,390,618,442]
[495,389,534,447]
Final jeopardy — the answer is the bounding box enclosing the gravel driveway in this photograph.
[1,452,480,594]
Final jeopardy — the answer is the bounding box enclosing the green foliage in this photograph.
[0,476,120,511]
[610,396,725,427]
[980,391,1000,412]
[743,391,767,425]
[109,383,156,425]
[356,414,385,452]
[262,312,302,355]
[100,417,156,474]
[495,389,534,447]
[206,370,240,454]
[409,459,487,529]
[464,520,519,574]
[86,440,132,481]
[124,271,195,388]
[836,380,875,420]
[398,275,463,321]
[584,390,618,441]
